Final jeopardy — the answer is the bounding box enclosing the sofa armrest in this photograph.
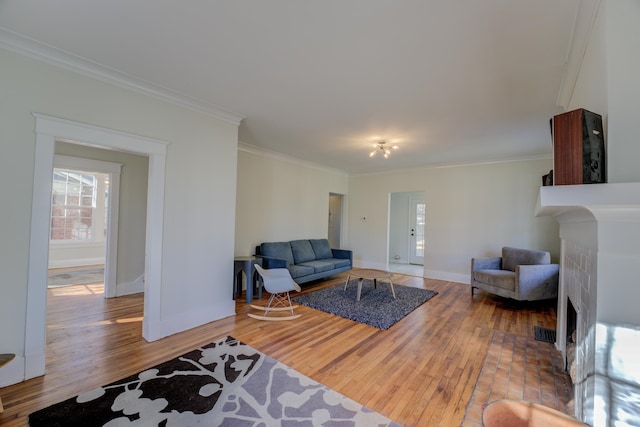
[256,255,288,269]
[516,264,559,298]
[331,248,352,262]
[471,257,501,272]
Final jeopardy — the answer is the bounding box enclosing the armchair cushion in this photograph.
[472,256,502,271]
[502,246,550,272]
[473,270,516,291]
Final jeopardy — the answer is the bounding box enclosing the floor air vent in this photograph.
[533,326,556,344]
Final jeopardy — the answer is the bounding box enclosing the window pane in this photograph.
[415,203,426,257]
[50,168,99,242]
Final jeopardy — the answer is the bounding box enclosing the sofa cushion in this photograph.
[502,247,550,272]
[298,260,335,274]
[260,242,294,266]
[327,258,350,268]
[473,270,516,291]
[291,240,317,264]
[310,239,333,260]
[288,264,315,279]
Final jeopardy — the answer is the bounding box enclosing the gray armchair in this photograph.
[471,247,559,301]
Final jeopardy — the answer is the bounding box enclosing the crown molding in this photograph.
[237,142,349,176]
[556,0,602,109]
[239,140,550,178]
[0,27,244,126]
[350,154,553,178]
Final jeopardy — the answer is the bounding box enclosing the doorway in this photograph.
[388,191,425,277]
[25,114,168,380]
[328,193,344,249]
[48,155,122,297]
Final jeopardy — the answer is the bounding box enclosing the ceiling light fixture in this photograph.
[369,141,399,159]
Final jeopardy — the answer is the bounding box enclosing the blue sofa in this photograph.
[255,239,352,284]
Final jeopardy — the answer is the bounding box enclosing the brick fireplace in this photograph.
[536,183,640,426]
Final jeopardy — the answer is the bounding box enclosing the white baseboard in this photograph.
[48,257,105,269]
[116,274,145,296]
[423,269,470,284]
[0,354,25,387]
[0,349,49,387]
[353,261,389,271]
[145,301,236,342]
[355,261,470,284]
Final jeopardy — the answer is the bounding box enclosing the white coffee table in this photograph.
[344,268,395,301]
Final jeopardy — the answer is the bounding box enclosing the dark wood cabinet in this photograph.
[552,108,606,185]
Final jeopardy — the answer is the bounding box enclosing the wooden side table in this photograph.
[0,353,16,413]
[233,256,262,303]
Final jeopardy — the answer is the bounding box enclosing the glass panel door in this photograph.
[409,198,425,265]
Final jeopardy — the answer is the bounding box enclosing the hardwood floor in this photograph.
[0,273,559,426]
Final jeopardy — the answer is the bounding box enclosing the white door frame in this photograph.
[328,193,344,249]
[25,114,168,380]
[52,155,122,298]
[409,196,425,265]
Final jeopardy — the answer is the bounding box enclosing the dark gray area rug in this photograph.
[292,280,438,330]
[29,336,400,426]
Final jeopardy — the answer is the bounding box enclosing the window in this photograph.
[50,169,107,241]
[415,202,425,257]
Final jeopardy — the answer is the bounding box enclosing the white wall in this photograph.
[567,0,608,127]
[349,159,560,283]
[569,0,640,184]
[0,47,239,385]
[234,146,349,256]
[604,0,640,183]
[48,242,106,269]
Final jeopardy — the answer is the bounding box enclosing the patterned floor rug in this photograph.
[292,280,438,330]
[28,336,400,427]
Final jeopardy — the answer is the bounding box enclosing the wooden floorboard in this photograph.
[0,272,558,426]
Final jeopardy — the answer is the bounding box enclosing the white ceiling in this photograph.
[0,1,580,174]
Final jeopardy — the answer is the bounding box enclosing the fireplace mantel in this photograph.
[535,182,640,426]
[536,182,640,327]
[536,182,640,221]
